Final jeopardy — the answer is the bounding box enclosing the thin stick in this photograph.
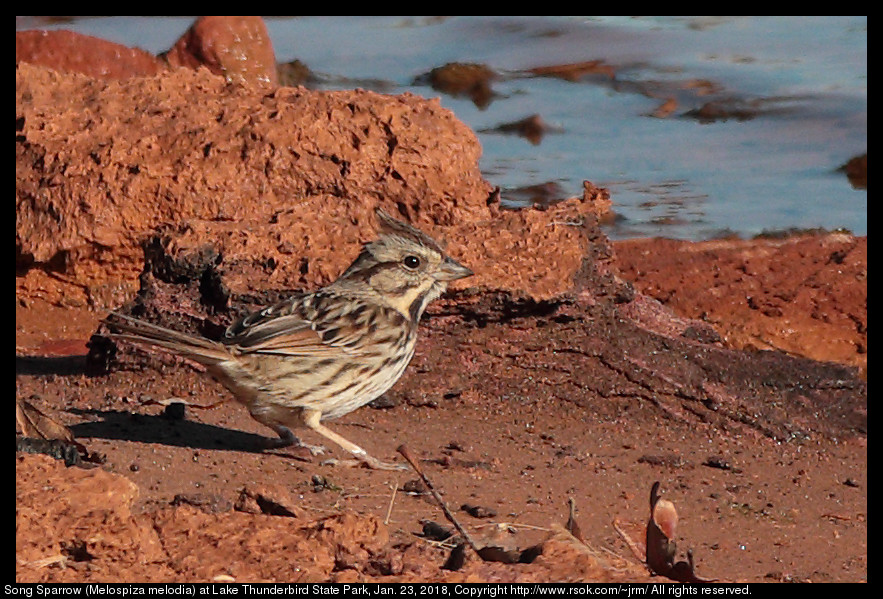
[612,517,647,565]
[384,481,398,526]
[397,445,480,552]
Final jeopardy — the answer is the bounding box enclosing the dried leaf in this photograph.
[646,483,678,572]
[16,398,74,442]
[646,481,716,583]
[442,542,467,571]
[421,520,455,542]
[653,497,679,542]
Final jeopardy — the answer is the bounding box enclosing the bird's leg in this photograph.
[302,408,405,470]
[261,425,326,455]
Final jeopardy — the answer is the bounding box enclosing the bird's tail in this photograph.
[106,312,231,366]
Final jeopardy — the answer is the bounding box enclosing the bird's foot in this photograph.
[263,429,326,456]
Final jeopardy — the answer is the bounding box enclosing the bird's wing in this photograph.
[224,293,373,357]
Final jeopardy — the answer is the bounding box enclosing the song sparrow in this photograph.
[108,209,473,469]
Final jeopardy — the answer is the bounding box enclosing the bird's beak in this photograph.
[436,257,473,281]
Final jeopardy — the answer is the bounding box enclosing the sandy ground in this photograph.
[15,233,866,583]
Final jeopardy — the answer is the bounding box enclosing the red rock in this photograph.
[16,29,165,79]
[164,16,278,86]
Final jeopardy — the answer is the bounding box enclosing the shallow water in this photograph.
[17,16,867,240]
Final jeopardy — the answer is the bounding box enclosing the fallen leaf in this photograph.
[16,398,74,442]
[646,481,716,583]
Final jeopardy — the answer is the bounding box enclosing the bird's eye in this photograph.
[403,255,421,269]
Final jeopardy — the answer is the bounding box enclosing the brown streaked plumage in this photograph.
[108,209,472,469]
